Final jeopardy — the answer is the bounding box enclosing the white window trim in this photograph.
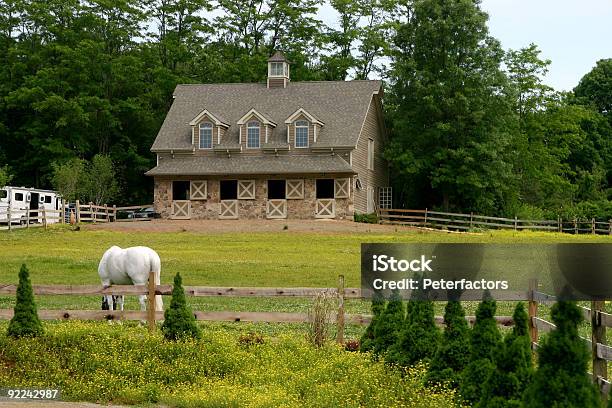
[367,138,374,170]
[269,62,285,77]
[247,121,260,149]
[294,120,309,148]
[199,122,213,149]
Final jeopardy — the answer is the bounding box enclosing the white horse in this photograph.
[98,246,163,312]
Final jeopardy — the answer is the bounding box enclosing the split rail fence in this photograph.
[0,201,153,230]
[379,208,612,235]
[0,275,608,397]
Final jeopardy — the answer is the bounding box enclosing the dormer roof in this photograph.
[236,108,277,127]
[285,108,324,126]
[188,109,230,128]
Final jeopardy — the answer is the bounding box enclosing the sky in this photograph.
[318,0,612,92]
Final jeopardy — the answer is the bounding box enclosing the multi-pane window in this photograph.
[247,121,260,148]
[270,62,284,76]
[295,120,309,148]
[199,123,213,149]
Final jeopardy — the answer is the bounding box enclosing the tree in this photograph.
[477,302,533,408]
[386,274,439,366]
[0,164,12,187]
[386,0,515,213]
[574,58,612,117]
[161,272,201,340]
[460,291,502,404]
[51,158,87,202]
[83,154,120,205]
[7,264,44,338]
[359,290,385,352]
[426,300,470,387]
[371,289,404,356]
[522,299,600,408]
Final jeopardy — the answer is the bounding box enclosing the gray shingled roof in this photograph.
[151,80,382,151]
[145,155,355,176]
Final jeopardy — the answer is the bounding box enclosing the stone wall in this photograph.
[153,176,354,220]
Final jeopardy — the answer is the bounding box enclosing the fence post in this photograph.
[609,219,612,235]
[558,217,562,233]
[514,216,518,231]
[470,212,473,229]
[90,202,95,224]
[112,205,117,222]
[424,208,428,227]
[592,218,596,235]
[147,270,156,333]
[591,300,608,394]
[528,279,539,348]
[6,205,11,231]
[42,206,47,230]
[336,274,345,344]
[75,200,80,223]
[574,218,578,235]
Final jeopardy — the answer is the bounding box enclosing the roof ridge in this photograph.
[175,79,381,87]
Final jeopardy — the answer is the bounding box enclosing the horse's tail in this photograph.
[151,252,163,311]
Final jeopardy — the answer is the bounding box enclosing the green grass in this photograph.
[0,225,610,339]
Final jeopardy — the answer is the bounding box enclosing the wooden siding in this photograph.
[351,95,389,214]
[287,114,317,148]
[239,116,267,151]
[191,113,226,152]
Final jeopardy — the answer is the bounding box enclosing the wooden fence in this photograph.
[379,208,612,235]
[0,274,608,396]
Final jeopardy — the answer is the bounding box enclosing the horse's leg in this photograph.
[139,295,147,311]
[119,295,125,311]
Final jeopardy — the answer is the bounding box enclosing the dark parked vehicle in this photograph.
[133,207,160,219]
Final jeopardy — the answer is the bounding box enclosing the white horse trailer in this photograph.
[0,186,63,225]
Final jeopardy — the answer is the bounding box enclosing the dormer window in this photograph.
[247,121,260,148]
[295,120,309,148]
[199,123,213,149]
[267,51,290,88]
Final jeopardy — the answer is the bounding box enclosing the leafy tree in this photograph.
[83,154,120,205]
[477,302,533,408]
[522,300,600,408]
[371,289,404,356]
[460,291,502,404]
[386,0,515,213]
[359,290,385,352]
[386,274,439,366]
[7,264,44,338]
[0,164,12,187]
[574,58,612,117]
[51,158,87,202]
[161,272,201,340]
[426,300,470,388]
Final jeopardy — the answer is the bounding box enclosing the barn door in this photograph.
[172,200,191,219]
[267,199,287,219]
[315,199,335,218]
[219,200,238,219]
[366,187,375,213]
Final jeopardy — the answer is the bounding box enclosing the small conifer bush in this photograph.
[522,298,600,408]
[477,302,533,408]
[426,300,470,388]
[7,264,44,338]
[161,273,201,341]
[387,274,439,367]
[460,291,502,403]
[360,291,385,352]
[371,289,405,356]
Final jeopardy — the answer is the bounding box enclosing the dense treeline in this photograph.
[0,0,610,216]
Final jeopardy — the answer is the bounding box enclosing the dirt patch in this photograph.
[85,219,419,234]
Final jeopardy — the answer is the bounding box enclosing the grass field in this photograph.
[1,224,611,332]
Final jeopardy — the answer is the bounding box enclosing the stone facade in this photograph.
[153,176,353,220]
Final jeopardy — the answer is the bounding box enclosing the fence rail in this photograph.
[379,208,612,235]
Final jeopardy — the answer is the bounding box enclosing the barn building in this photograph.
[146,51,390,220]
